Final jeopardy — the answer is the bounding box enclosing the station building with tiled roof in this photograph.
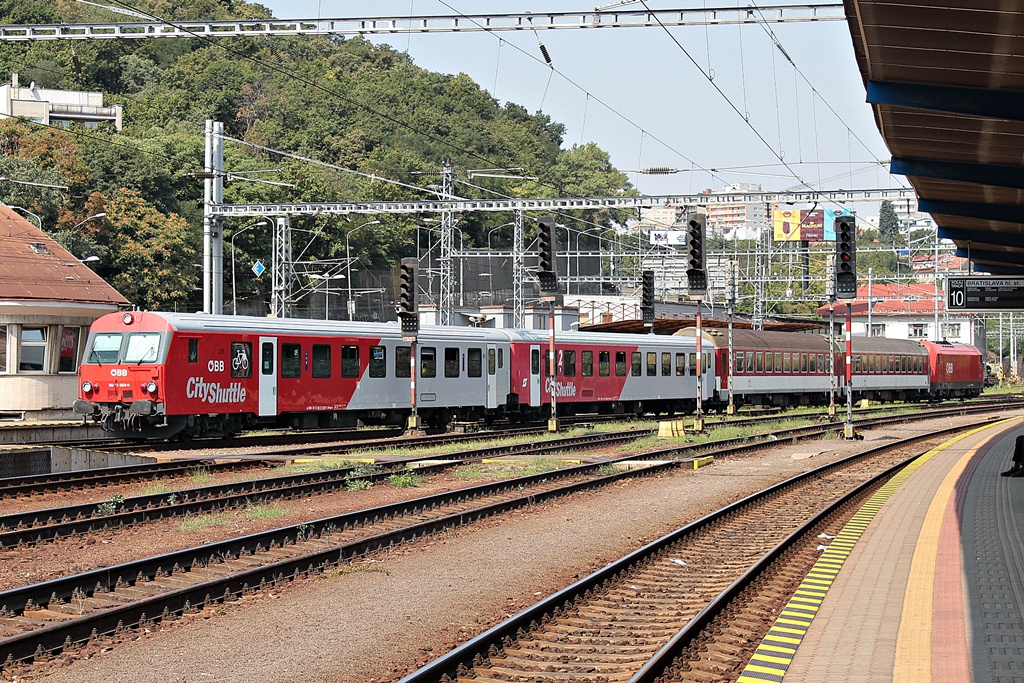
[0,206,128,418]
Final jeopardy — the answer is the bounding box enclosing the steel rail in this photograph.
[396,417,1003,681]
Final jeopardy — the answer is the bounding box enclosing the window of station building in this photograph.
[675,353,685,376]
[310,344,330,378]
[735,351,744,373]
[565,349,577,377]
[783,353,791,373]
[487,348,497,376]
[941,323,961,339]
[58,326,82,374]
[445,348,460,378]
[231,342,254,378]
[755,352,764,373]
[582,350,595,376]
[599,350,610,376]
[281,343,301,378]
[341,345,360,378]
[774,352,782,373]
[631,351,641,377]
[688,352,697,376]
[370,345,387,378]
[615,351,627,376]
[188,338,199,364]
[395,346,411,378]
[0,325,7,372]
[467,348,482,378]
[421,347,437,378]
[646,351,657,377]
[662,352,671,376]
[909,323,928,339]
[19,326,45,372]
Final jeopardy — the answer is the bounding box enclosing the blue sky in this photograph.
[258,1,898,202]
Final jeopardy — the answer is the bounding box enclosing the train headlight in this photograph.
[81,381,93,394]
[145,381,158,394]
[122,313,133,325]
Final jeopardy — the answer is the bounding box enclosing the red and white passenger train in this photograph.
[74,311,985,440]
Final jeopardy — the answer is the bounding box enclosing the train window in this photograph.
[231,342,253,378]
[444,348,460,378]
[817,354,824,373]
[565,350,577,377]
[498,348,504,369]
[124,333,161,364]
[395,346,411,378]
[488,348,496,375]
[599,351,611,376]
[764,353,773,373]
[783,353,791,373]
[774,352,782,373]
[647,351,657,377]
[746,352,754,373]
[631,351,641,377]
[808,354,817,373]
[755,352,763,373]
[88,332,122,365]
[799,353,807,373]
[468,348,482,378]
[262,342,274,375]
[370,346,387,378]
[689,352,698,376]
[888,356,894,373]
[341,345,359,378]
[676,353,686,376]
[310,344,331,378]
[188,339,199,364]
[735,352,743,373]
[583,350,594,376]
[917,357,923,373]
[421,347,436,378]
[532,349,540,376]
[281,344,301,378]
[854,355,861,373]
[615,351,627,376]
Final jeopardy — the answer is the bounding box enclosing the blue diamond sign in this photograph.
[252,260,266,277]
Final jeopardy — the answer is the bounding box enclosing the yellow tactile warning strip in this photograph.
[736,420,1014,683]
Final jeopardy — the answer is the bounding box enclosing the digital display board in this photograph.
[946,276,1024,312]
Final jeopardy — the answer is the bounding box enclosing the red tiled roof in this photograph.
[815,282,945,317]
[0,206,128,306]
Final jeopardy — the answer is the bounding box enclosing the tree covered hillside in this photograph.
[0,0,632,311]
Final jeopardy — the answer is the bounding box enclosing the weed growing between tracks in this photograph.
[187,467,213,485]
[389,469,426,488]
[177,501,293,531]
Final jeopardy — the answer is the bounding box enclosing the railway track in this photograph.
[0,407,1009,673]
[0,402,998,547]
[399,418,1011,683]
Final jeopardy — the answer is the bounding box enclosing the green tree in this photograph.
[878,200,900,246]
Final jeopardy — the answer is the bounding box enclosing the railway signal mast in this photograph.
[686,212,707,432]
[537,216,560,432]
[835,215,858,440]
[641,269,655,331]
[398,258,421,431]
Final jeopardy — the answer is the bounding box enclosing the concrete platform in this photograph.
[738,417,1024,683]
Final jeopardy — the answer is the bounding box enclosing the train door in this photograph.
[486,344,499,409]
[530,344,541,407]
[258,336,278,417]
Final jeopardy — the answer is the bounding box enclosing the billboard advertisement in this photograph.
[773,207,852,242]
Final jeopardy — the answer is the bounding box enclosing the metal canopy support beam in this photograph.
[973,263,1024,275]
[891,156,1024,190]
[0,5,844,41]
[938,227,1024,250]
[867,80,1024,122]
[919,198,1024,225]
[954,246,1024,266]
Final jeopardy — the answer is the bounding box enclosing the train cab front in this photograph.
[74,311,182,439]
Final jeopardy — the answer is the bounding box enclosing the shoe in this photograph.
[1002,468,1020,477]
[1011,469,1024,478]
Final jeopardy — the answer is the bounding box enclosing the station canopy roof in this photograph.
[846,1,1024,275]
